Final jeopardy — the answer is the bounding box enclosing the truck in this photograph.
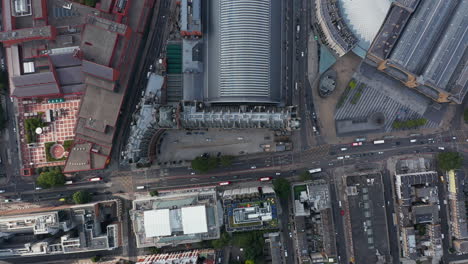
[373,140,385,145]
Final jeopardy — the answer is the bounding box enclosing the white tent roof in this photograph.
[181,205,208,234]
[144,209,171,237]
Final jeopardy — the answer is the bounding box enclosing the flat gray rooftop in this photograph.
[368,4,411,60]
[81,24,118,66]
[78,84,123,129]
[422,0,468,90]
[389,0,458,74]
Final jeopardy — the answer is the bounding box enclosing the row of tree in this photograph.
[191,155,234,173]
[392,118,427,129]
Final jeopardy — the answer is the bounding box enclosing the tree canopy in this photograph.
[150,190,159,197]
[73,191,92,204]
[437,152,463,171]
[211,231,231,249]
[219,155,234,167]
[392,118,427,129]
[299,171,311,181]
[273,178,291,200]
[191,155,236,173]
[36,171,65,188]
[232,231,265,262]
[90,255,101,263]
[191,156,219,173]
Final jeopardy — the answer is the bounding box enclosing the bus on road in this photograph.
[308,168,322,174]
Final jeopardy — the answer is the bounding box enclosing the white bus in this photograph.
[373,140,385,145]
[308,168,322,174]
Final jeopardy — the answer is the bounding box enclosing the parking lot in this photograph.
[157,129,276,163]
[346,173,391,264]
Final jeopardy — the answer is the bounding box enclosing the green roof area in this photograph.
[167,44,182,74]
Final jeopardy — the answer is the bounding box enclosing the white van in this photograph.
[136,186,145,190]
[340,147,347,151]
[337,156,344,160]
[410,139,417,143]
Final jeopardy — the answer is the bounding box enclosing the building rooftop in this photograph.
[204,0,281,104]
[181,206,208,235]
[367,0,468,104]
[338,0,391,49]
[11,71,60,97]
[131,190,220,248]
[80,24,118,66]
[389,0,458,74]
[316,0,358,56]
[0,25,55,45]
[144,209,172,237]
[0,200,121,257]
[136,249,216,264]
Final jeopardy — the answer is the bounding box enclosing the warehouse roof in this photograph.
[181,206,208,235]
[144,209,171,237]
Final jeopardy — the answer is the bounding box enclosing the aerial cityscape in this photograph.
[0,0,466,264]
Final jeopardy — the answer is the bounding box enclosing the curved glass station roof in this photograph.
[205,0,281,104]
[339,0,392,50]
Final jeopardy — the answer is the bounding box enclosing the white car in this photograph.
[35,187,42,190]
[190,172,195,175]
[344,155,350,159]
[378,151,384,154]
[0,190,5,193]
[275,172,281,176]
[337,156,344,160]
[250,165,257,169]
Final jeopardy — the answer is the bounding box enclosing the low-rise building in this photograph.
[131,189,221,248]
[222,186,279,232]
[292,181,336,264]
[394,157,443,262]
[0,200,121,258]
[136,249,216,264]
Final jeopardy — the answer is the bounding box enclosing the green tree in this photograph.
[220,156,234,167]
[84,0,97,7]
[72,191,92,204]
[35,167,43,174]
[232,231,265,262]
[150,190,159,197]
[0,101,5,130]
[212,231,231,249]
[36,171,65,188]
[437,152,463,171]
[273,178,291,200]
[449,247,456,254]
[415,224,426,236]
[245,260,255,264]
[148,247,160,254]
[91,255,101,263]
[299,171,311,181]
[191,156,219,173]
